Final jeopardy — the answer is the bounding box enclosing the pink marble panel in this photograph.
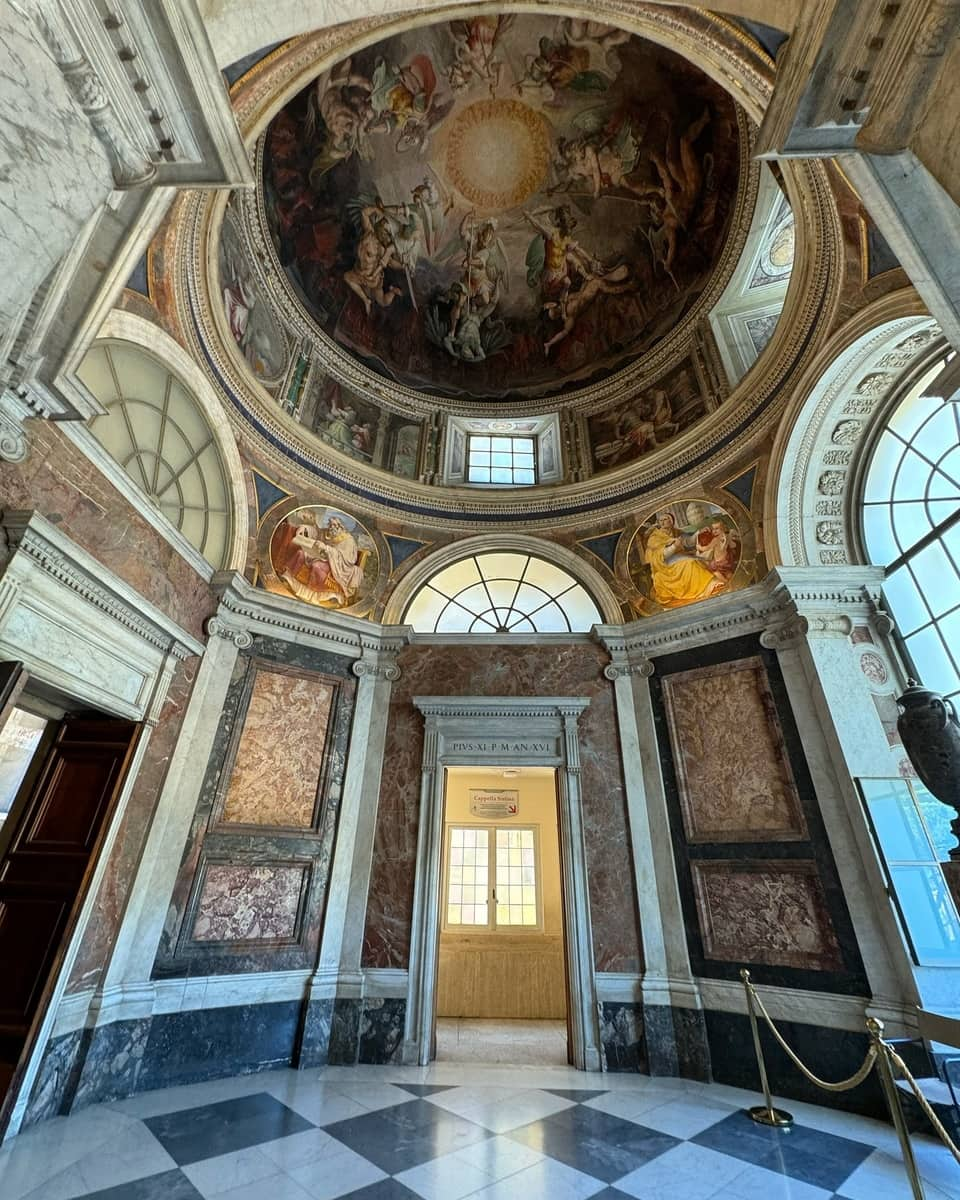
[191,863,306,942]
[692,859,843,970]
[362,643,642,974]
[663,658,807,843]
[220,667,335,827]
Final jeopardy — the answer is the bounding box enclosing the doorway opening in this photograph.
[435,765,569,1067]
[0,673,140,1130]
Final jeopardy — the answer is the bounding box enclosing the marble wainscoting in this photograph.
[641,1004,711,1082]
[23,1000,304,1123]
[599,1002,646,1072]
[362,643,643,975]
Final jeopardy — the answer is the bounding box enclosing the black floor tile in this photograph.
[77,1168,205,1199]
[543,1088,609,1102]
[507,1104,680,1183]
[339,1181,425,1199]
[693,1111,874,1192]
[324,1099,490,1174]
[393,1084,456,1097]
[143,1092,314,1166]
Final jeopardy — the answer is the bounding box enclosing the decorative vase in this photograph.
[897,679,960,862]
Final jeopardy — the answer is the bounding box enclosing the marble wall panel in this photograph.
[191,862,308,942]
[362,643,642,975]
[220,668,335,827]
[662,658,807,843]
[154,636,355,978]
[692,859,843,971]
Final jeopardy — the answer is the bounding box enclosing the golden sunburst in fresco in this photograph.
[444,98,551,210]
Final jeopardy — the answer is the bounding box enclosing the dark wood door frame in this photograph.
[0,713,141,1138]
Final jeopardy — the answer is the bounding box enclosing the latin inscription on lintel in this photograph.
[448,740,553,754]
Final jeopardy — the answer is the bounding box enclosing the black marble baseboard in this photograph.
[704,1007,886,1119]
[599,1001,645,1072]
[642,1003,710,1081]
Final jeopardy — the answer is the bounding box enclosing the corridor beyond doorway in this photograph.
[436,766,569,1067]
[437,1018,568,1066]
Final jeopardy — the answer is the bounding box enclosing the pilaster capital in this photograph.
[204,615,253,649]
[760,613,810,651]
[595,630,655,680]
[352,645,402,681]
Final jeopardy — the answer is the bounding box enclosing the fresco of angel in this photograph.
[342,202,404,315]
[515,33,618,104]
[523,204,633,355]
[552,108,660,201]
[644,107,712,273]
[447,16,515,95]
[368,53,454,153]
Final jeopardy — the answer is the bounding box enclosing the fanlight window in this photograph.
[862,356,960,703]
[78,341,232,568]
[403,552,602,633]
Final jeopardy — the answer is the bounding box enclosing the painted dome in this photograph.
[255,14,745,403]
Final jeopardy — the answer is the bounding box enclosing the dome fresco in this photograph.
[259,14,744,403]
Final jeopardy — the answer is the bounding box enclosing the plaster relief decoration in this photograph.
[219,666,336,828]
[260,14,741,402]
[586,355,709,472]
[191,862,309,943]
[266,505,379,615]
[662,658,808,843]
[691,860,843,971]
[219,201,288,386]
[624,497,755,616]
[859,651,888,688]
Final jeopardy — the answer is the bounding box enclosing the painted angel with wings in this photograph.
[553,107,656,201]
[447,16,515,95]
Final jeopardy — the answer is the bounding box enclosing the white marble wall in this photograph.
[0,3,112,339]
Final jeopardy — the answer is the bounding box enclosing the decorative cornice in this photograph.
[1,509,204,660]
[211,571,412,656]
[413,696,589,721]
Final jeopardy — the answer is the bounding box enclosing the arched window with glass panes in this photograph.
[77,340,234,569]
[861,353,960,705]
[403,552,602,633]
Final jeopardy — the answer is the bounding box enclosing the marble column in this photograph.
[299,640,403,1067]
[599,633,709,1079]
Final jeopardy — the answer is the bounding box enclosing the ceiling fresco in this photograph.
[259,14,743,403]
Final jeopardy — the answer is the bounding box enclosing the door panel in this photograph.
[0,716,139,1090]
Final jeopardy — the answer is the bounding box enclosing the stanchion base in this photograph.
[748,1105,794,1128]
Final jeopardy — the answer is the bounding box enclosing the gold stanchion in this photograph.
[740,969,793,1128]
[867,1018,926,1200]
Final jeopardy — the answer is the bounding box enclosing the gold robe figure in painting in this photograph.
[643,512,726,608]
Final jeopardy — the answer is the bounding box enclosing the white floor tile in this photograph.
[453,1133,544,1179]
[464,1155,605,1199]
[182,1145,279,1196]
[613,1141,750,1199]
[582,1087,677,1122]
[286,1144,387,1198]
[258,1127,344,1171]
[634,1095,739,1139]
[395,1150,494,1199]
[836,1147,959,1199]
[427,1085,573,1132]
[259,1080,369,1126]
[712,1161,835,1199]
[213,1169,316,1200]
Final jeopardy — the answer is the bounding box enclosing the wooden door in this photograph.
[0,716,139,1111]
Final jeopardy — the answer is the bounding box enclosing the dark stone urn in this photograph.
[897,679,960,907]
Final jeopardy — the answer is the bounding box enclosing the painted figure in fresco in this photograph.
[645,108,712,273]
[642,512,727,608]
[306,58,378,181]
[343,204,404,315]
[368,53,452,153]
[683,503,741,581]
[426,212,510,363]
[515,34,616,103]
[283,514,366,606]
[222,251,279,378]
[524,204,633,355]
[447,16,515,94]
[560,18,631,62]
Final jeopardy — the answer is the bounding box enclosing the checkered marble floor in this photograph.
[2,1063,958,1200]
